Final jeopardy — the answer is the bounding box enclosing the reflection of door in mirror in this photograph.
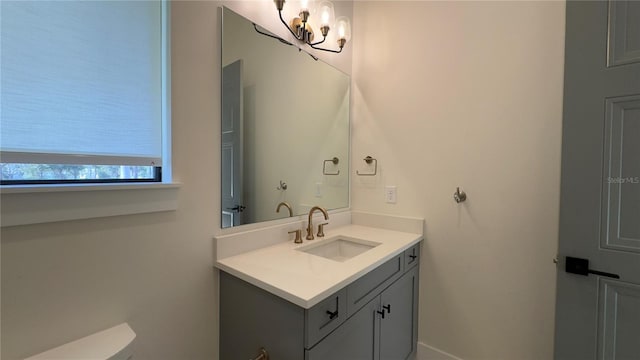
[221,60,244,227]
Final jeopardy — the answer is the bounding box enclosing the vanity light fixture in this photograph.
[273,0,351,53]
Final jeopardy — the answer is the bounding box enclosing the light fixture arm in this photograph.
[310,41,343,53]
[308,36,326,47]
[278,10,303,41]
[276,7,347,54]
[253,22,319,61]
[253,23,293,46]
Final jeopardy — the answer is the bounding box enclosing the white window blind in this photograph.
[0,1,163,166]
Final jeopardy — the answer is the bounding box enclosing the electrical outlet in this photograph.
[316,182,322,197]
[385,186,397,203]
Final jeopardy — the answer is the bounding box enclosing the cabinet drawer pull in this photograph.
[326,310,339,319]
[383,304,391,314]
[377,309,386,319]
[408,254,417,262]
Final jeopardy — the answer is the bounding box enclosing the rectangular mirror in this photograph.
[221,7,350,228]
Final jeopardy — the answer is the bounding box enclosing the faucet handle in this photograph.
[288,229,303,244]
[317,223,328,238]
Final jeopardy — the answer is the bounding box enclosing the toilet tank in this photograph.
[24,323,136,360]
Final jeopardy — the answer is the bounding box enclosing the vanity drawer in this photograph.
[404,243,420,269]
[305,287,347,348]
[346,254,404,316]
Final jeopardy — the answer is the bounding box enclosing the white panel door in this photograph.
[555,1,640,359]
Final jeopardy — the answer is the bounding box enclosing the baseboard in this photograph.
[417,342,463,360]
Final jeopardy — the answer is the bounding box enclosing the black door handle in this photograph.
[377,309,385,319]
[565,256,620,279]
[326,310,338,320]
[383,304,391,314]
[227,205,246,213]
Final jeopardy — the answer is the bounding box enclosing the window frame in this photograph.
[0,0,176,227]
[0,0,171,187]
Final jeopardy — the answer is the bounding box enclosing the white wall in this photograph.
[350,2,565,359]
[0,1,352,359]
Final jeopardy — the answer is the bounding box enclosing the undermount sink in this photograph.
[297,237,381,262]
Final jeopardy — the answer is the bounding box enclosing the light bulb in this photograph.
[300,0,310,12]
[321,10,330,24]
[298,0,316,24]
[318,1,334,27]
[335,16,350,49]
[335,16,351,41]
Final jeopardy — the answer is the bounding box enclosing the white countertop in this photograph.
[215,224,423,308]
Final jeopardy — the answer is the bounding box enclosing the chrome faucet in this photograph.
[306,206,329,240]
[276,202,293,217]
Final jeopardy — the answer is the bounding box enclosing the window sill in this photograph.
[0,182,181,227]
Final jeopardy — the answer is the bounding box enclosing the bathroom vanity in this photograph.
[216,217,423,360]
[216,4,423,359]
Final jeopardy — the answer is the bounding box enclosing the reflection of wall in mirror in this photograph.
[222,9,350,226]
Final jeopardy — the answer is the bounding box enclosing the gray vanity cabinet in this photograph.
[306,265,419,360]
[219,242,421,360]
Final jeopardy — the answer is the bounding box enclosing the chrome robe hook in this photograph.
[277,180,288,190]
[454,187,467,203]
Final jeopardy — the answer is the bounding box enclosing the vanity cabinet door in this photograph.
[305,297,380,360]
[379,266,419,360]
